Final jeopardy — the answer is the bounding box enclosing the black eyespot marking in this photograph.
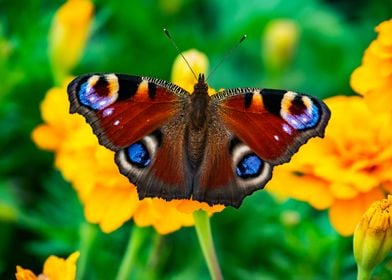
[236,153,263,179]
[151,129,163,146]
[126,141,151,168]
[117,74,142,101]
[229,137,241,154]
[262,89,286,116]
[244,92,253,109]
[148,82,157,99]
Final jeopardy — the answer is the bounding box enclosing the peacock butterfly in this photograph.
[67,72,330,208]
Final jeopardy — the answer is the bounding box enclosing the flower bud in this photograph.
[261,19,299,73]
[353,195,392,279]
[48,0,94,83]
[171,49,209,93]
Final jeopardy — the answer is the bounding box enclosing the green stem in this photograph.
[77,222,97,280]
[357,265,372,280]
[115,226,149,280]
[145,234,162,280]
[193,210,223,280]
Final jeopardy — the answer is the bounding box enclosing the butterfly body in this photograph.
[185,74,210,171]
[68,73,330,207]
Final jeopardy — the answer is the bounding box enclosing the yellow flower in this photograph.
[171,49,210,92]
[48,0,94,81]
[351,19,392,114]
[32,50,224,234]
[16,252,79,280]
[261,19,299,72]
[268,96,392,236]
[354,195,392,279]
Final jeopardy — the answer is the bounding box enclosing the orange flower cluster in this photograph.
[351,19,392,114]
[268,19,392,236]
[32,50,224,234]
[16,252,79,280]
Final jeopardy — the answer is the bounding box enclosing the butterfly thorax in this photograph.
[190,74,210,129]
[186,73,211,171]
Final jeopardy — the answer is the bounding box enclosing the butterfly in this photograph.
[67,72,330,208]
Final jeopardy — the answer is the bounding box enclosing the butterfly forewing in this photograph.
[68,73,189,149]
[213,88,330,165]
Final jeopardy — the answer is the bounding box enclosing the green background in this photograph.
[1,0,391,279]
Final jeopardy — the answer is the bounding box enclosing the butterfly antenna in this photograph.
[206,34,247,82]
[163,28,198,81]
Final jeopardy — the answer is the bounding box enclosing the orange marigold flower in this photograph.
[268,95,392,236]
[351,19,392,114]
[32,50,224,234]
[16,251,79,280]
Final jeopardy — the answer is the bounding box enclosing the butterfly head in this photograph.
[194,73,208,94]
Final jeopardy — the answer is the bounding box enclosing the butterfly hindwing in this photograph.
[192,115,274,208]
[67,73,193,200]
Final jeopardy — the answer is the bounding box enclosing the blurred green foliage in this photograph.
[1,0,392,279]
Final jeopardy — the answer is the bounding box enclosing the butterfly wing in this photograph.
[192,117,259,207]
[193,88,330,208]
[67,73,193,200]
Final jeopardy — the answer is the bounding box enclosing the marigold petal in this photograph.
[133,199,195,234]
[32,124,63,151]
[267,166,333,210]
[330,182,357,199]
[375,19,392,46]
[363,85,392,114]
[61,124,97,151]
[350,65,382,95]
[383,181,392,194]
[366,41,392,71]
[329,189,385,236]
[40,87,71,124]
[84,186,139,233]
[133,199,157,227]
[350,19,392,117]
[93,148,132,189]
[175,199,225,214]
[15,266,37,280]
[149,202,194,234]
[41,251,79,280]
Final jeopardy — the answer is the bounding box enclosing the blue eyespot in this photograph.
[236,154,263,179]
[126,142,151,168]
[78,81,116,110]
[298,104,319,129]
[286,103,320,130]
